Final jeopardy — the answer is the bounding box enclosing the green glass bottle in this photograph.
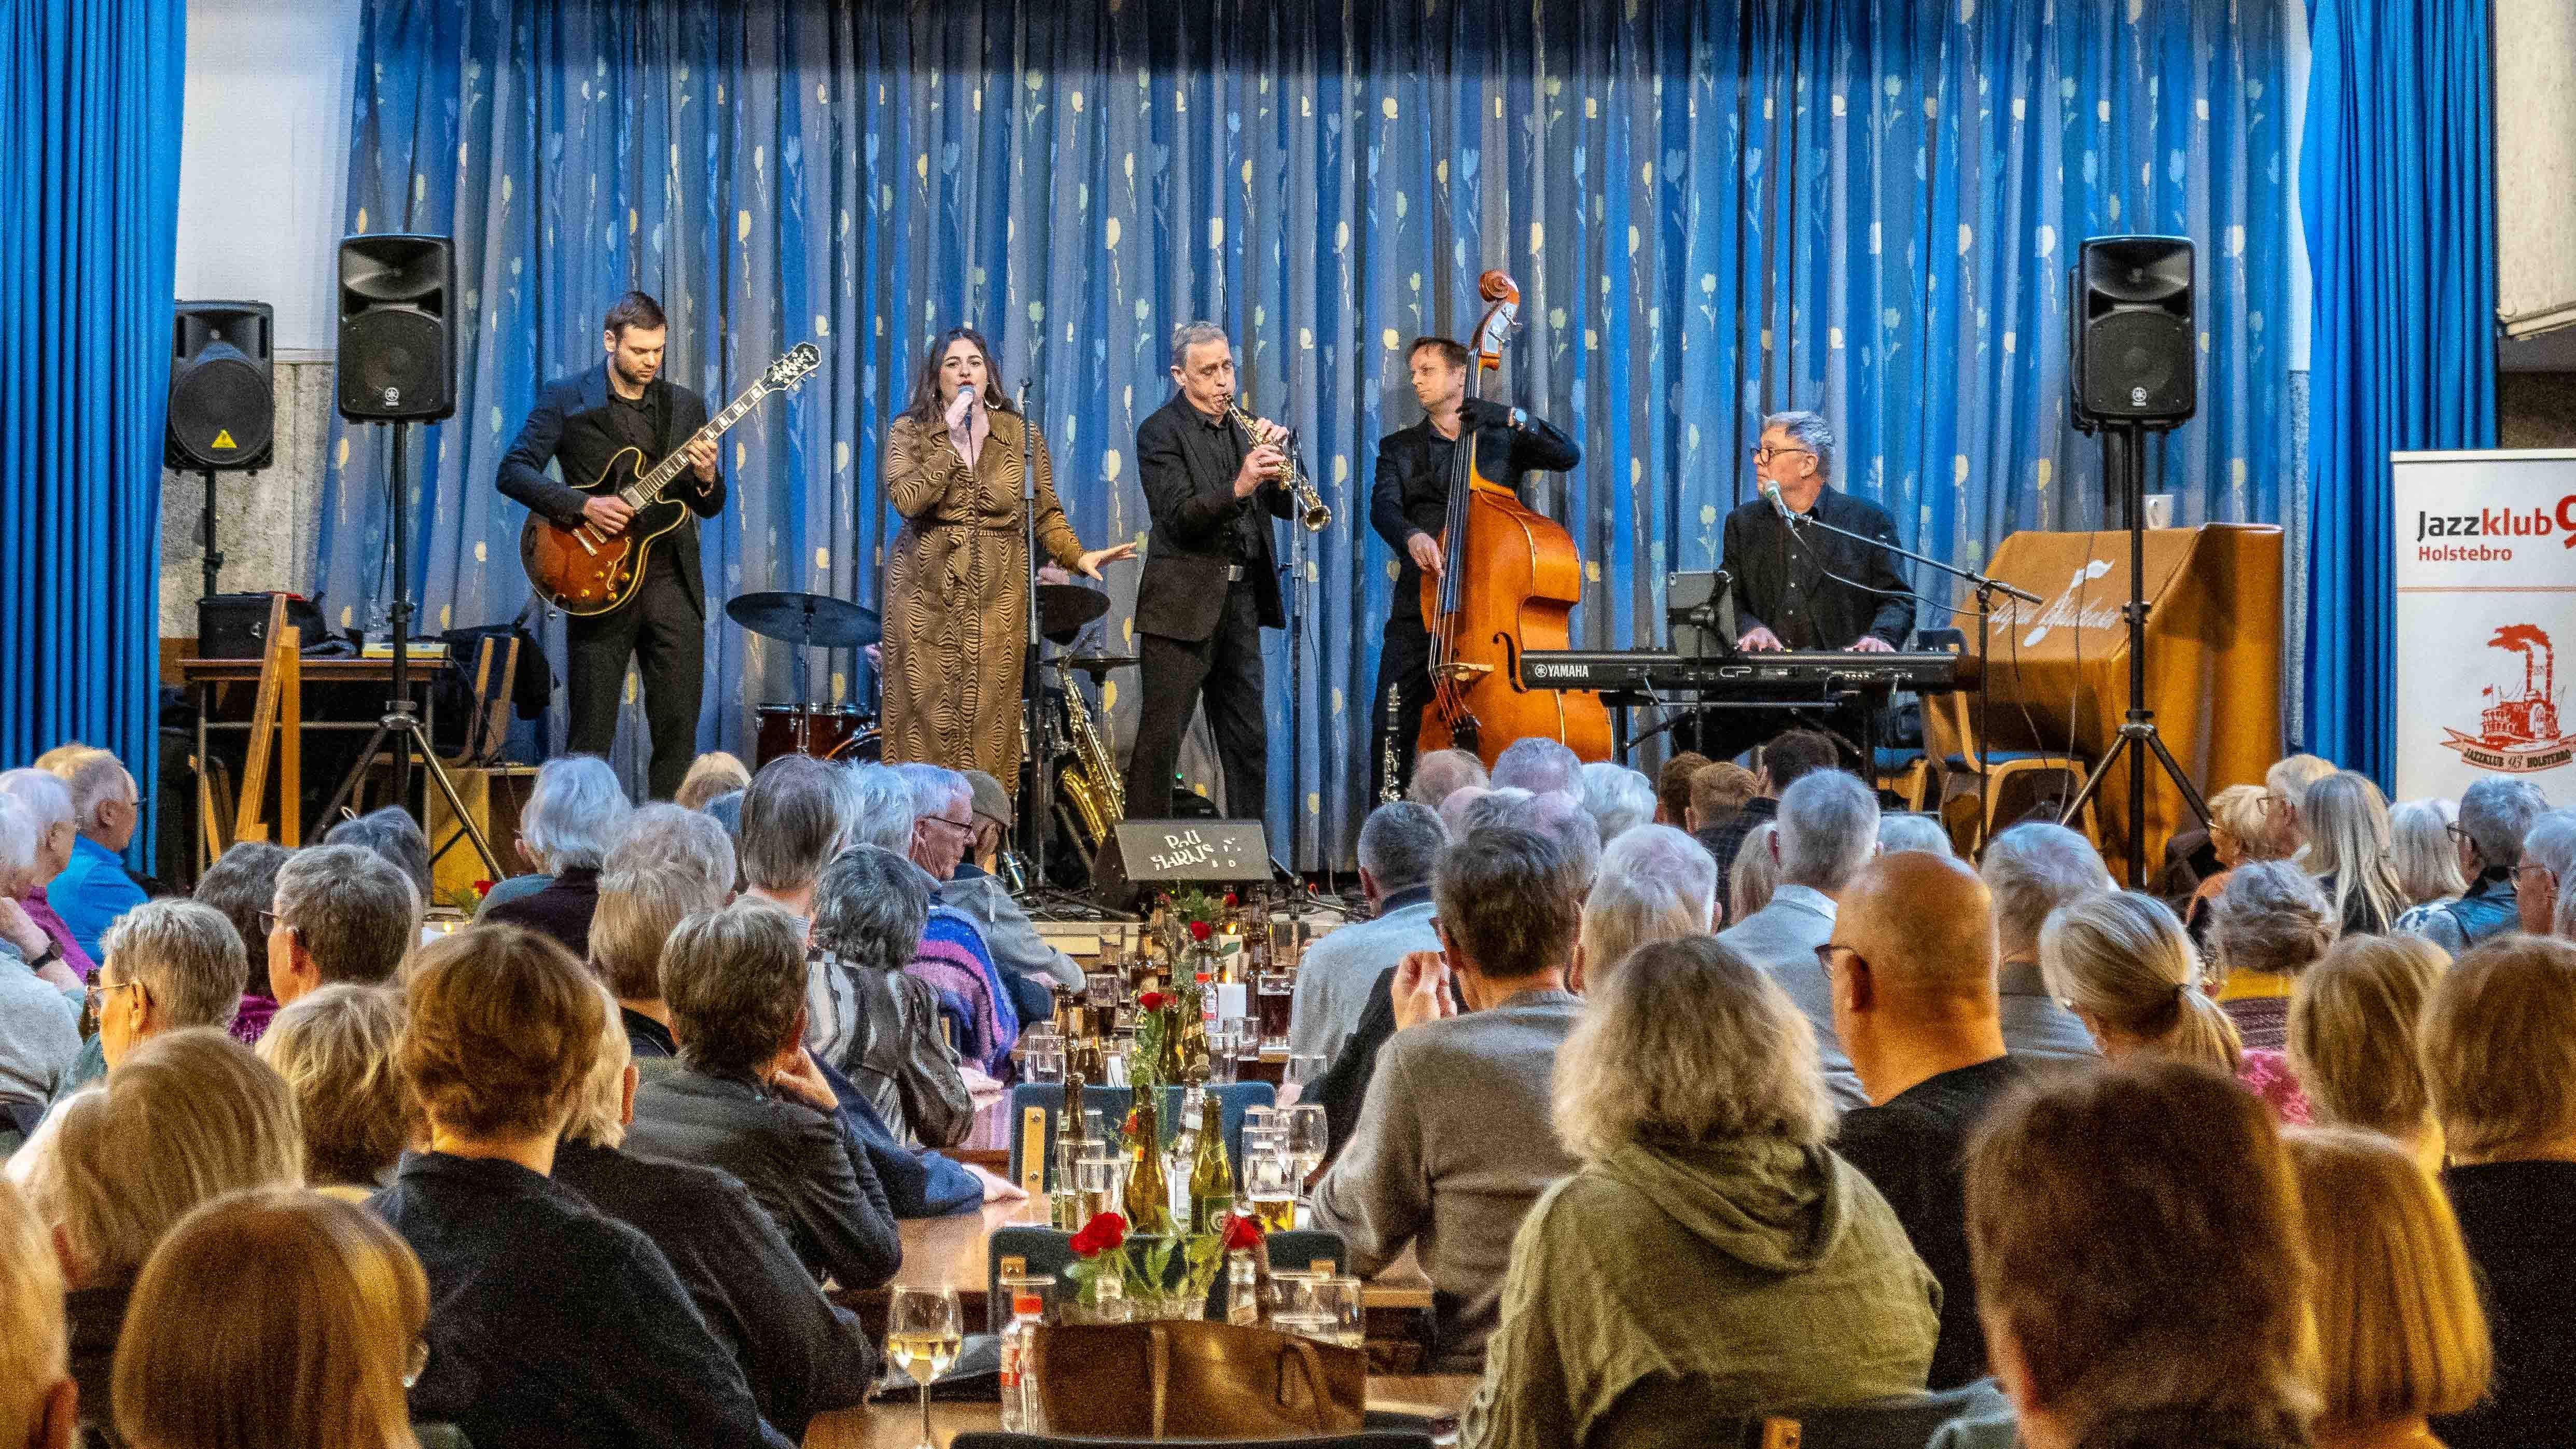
[1188,1088,1233,1234]
[1124,1096,1173,1235]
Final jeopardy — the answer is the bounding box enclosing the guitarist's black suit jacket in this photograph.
[498,362,727,608]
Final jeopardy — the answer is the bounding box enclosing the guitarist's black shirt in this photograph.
[605,390,659,458]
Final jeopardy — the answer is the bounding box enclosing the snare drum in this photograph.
[754,703,875,767]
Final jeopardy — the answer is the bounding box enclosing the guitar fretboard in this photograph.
[619,382,774,509]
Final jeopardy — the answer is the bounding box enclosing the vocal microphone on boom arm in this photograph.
[1231,396,1330,533]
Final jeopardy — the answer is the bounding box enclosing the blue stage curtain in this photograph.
[323,0,2286,866]
[2300,0,2495,783]
[0,0,184,863]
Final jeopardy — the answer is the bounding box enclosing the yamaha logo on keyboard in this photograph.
[1529,661,1586,680]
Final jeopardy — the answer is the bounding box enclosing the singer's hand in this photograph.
[1406,532,1443,575]
[945,387,979,429]
[1736,626,1785,652]
[1076,542,1138,580]
[582,496,635,536]
[1235,445,1284,498]
[1849,635,1895,654]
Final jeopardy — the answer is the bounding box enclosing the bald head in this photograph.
[1838,852,2001,1013]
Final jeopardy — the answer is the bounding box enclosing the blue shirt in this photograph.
[47,835,145,965]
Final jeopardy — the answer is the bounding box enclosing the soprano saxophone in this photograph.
[1230,397,1330,532]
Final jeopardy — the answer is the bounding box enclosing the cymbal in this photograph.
[1037,584,1110,645]
[725,592,882,649]
[1059,653,1139,679]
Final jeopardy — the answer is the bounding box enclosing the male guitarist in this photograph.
[499,291,723,798]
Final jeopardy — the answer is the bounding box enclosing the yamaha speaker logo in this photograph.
[381,386,401,407]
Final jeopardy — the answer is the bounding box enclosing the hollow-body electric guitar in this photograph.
[520,343,821,616]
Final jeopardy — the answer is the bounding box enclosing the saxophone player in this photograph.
[1124,321,1298,842]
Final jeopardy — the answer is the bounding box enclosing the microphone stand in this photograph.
[1772,500,2041,830]
[1015,380,1054,896]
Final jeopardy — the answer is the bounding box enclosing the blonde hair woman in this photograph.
[2389,799,2467,914]
[673,751,751,812]
[113,1188,427,1449]
[2284,1129,2491,1449]
[256,985,417,1197]
[2288,936,2449,1172]
[2188,784,2282,936]
[2301,772,2406,937]
[1726,820,1781,926]
[2039,890,2243,1074]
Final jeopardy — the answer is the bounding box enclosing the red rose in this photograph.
[471,879,494,897]
[1070,1211,1129,1257]
[1220,1212,1263,1252]
[1137,991,1169,1013]
[1222,892,1238,908]
[1189,919,1213,942]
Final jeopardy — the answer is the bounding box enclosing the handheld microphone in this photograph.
[1760,479,1796,524]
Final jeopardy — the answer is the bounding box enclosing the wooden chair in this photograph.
[1922,680,2098,856]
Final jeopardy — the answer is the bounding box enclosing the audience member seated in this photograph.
[484,755,631,957]
[2388,798,2466,917]
[843,761,1015,1074]
[17,1029,300,1439]
[2283,1128,2491,1449]
[2406,775,2549,956]
[676,750,753,812]
[2299,771,2405,936]
[1876,811,1955,858]
[1289,801,1444,1063]
[191,840,289,1045]
[112,1188,429,1449]
[89,900,249,1075]
[554,979,875,1438]
[1828,852,2017,1389]
[2513,809,2576,939]
[805,845,972,1148]
[2187,782,2289,940]
[1464,933,1936,1449]
[322,807,435,911]
[1725,820,1780,926]
[0,1177,74,1449]
[39,748,144,966]
[593,858,728,1073]
[0,772,91,985]
[2208,860,2337,1068]
[2039,890,2243,1076]
[1499,785,1604,888]
[946,769,1086,993]
[1575,761,1656,846]
[700,786,746,846]
[906,764,1065,1024]
[1312,826,1585,1372]
[1567,825,1716,993]
[1489,736,1581,797]
[2262,751,2338,857]
[612,800,740,901]
[2287,934,2449,1172]
[1700,729,1840,901]
[373,924,775,1449]
[1437,784,1492,835]
[1716,769,1878,1109]
[1976,823,2110,1061]
[739,754,845,926]
[1652,749,1709,826]
[0,804,78,1119]
[1684,758,1758,849]
[1411,747,1489,812]
[2420,935,2576,1449]
[255,984,416,1199]
[1935,1061,2315,1449]
[625,901,902,1292]
[267,843,421,1006]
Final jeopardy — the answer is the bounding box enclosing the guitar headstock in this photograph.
[762,343,824,395]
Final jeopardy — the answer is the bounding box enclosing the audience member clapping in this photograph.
[38,748,145,966]
[2283,1128,2491,1449]
[1976,822,2109,1061]
[0,771,91,985]
[2388,798,2467,914]
[112,1188,428,1449]
[191,840,289,1044]
[2039,890,2243,1074]
[483,755,631,956]
[255,984,416,1197]
[1488,736,1581,797]
[2513,809,2576,938]
[2208,860,2338,1059]
[0,1177,72,1449]
[1939,1061,2315,1449]
[553,979,875,1438]
[1828,852,2016,1389]
[16,1029,300,1438]
[2406,775,2548,955]
[2287,934,2449,1171]
[1575,760,1655,846]
[676,750,753,812]
[2420,935,2576,1449]
[1463,935,1937,1448]
[373,924,773,1449]
[624,901,902,1293]
[1289,800,1444,1063]
[267,844,421,1006]
[1652,749,1710,826]
[1717,768,1877,1109]
[323,805,436,909]
[1409,747,1488,812]
[2298,771,2405,936]
[805,845,972,1148]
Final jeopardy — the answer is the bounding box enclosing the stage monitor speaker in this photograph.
[337,234,456,422]
[166,301,274,470]
[1091,818,1270,912]
[2070,235,2195,428]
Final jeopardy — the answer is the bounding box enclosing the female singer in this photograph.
[881,327,1133,785]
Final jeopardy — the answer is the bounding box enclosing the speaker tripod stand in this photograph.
[2057,421,2211,882]
[321,422,503,878]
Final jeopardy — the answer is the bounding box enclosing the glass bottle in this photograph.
[1124,1096,1173,1235]
[1226,1249,1261,1326]
[998,1289,1047,1431]
[1188,1088,1233,1235]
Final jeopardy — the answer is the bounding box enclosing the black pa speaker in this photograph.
[166,301,274,470]
[2069,235,2195,428]
[337,234,455,422]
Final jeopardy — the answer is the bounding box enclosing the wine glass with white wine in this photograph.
[887,1285,963,1449]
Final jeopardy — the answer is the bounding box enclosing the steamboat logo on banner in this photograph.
[2439,624,2575,774]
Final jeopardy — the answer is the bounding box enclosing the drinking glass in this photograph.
[1021,1027,1064,1085]
[1242,1150,1297,1232]
[886,1286,963,1449]
[1086,969,1122,1014]
[1255,971,1294,1052]
[1205,1024,1240,1083]
[1280,1053,1326,1104]
[1242,1105,1277,1143]
[1308,1275,1364,1347]
[1076,1152,1124,1224]
[1284,1104,1328,1204]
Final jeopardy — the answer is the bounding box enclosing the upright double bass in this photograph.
[1416,271,1612,767]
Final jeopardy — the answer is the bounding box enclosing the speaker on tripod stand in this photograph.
[2059,235,2213,880]
[168,301,276,600]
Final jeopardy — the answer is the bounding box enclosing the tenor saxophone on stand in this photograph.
[1230,397,1330,532]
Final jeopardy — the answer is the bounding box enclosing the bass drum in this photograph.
[754,703,875,768]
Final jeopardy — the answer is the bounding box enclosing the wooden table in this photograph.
[180,654,442,868]
[802,1374,1479,1448]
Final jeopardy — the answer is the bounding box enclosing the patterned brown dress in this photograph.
[881,408,1088,787]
